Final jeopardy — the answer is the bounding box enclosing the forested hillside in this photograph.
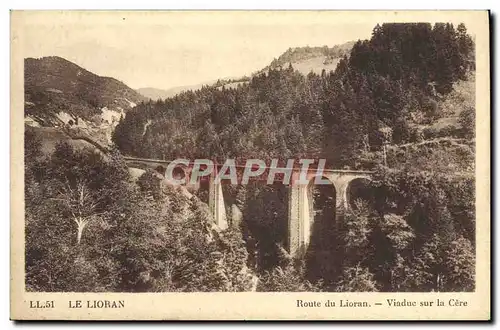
[113,23,474,169]
[26,23,476,292]
[25,133,255,292]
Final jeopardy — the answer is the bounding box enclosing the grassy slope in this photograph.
[30,127,104,156]
[258,41,355,76]
[387,73,475,174]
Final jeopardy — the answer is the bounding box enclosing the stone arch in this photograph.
[155,165,166,176]
[193,175,210,204]
[171,165,186,181]
[163,162,190,185]
[306,176,337,226]
[346,177,373,210]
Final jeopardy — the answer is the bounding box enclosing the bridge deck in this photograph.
[123,156,374,174]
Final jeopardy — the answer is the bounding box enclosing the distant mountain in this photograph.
[138,77,252,99]
[137,79,233,101]
[24,56,147,127]
[136,85,208,101]
[136,87,172,101]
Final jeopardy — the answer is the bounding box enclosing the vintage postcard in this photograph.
[10,10,490,320]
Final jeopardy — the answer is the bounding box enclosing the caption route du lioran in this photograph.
[296,298,469,308]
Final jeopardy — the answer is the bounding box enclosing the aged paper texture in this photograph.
[11,10,490,320]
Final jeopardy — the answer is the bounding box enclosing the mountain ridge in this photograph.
[136,41,356,100]
[25,56,146,127]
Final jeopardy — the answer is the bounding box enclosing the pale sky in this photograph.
[15,11,480,90]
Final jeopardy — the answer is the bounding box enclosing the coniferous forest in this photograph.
[26,23,476,292]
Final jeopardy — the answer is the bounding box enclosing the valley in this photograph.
[24,22,477,294]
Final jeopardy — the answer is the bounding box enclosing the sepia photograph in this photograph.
[10,10,490,320]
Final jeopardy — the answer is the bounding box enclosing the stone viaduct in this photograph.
[124,157,372,257]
